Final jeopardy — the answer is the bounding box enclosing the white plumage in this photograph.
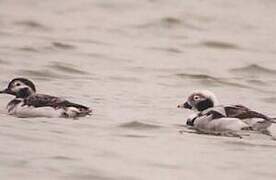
[179,90,274,135]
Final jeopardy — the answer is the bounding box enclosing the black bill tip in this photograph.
[183,102,192,109]
[0,89,7,94]
[177,102,192,109]
[0,88,12,95]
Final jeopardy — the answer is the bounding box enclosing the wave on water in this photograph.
[223,140,276,148]
[12,42,76,54]
[66,171,135,180]
[176,73,250,88]
[49,155,76,161]
[261,97,276,104]
[147,46,183,54]
[199,40,240,50]
[16,69,81,80]
[108,76,141,83]
[17,46,40,53]
[14,20,51,31]
[230,64,276,76]
[119,121,162,130]
[176,72,276,94]
[17,69,67,80]
[17,62,89,80]
[245,79,267,86]
[49,62,89,75]
[119,134,150,138]
[0,58,9,65]
[160,17,183,28]
[135,16,203,31]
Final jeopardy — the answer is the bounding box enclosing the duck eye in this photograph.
[193,95,200,101]
[15,83,21,86]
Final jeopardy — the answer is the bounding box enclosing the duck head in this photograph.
[178,90,219,112]
[0,78,36,98]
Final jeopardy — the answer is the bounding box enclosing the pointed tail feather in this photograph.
[269,118,276,123]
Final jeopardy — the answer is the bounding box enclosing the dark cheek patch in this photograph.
[196,99,214,111]
[16,88,32,98]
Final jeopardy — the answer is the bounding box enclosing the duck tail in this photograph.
[63,107,92,118]
[268,118,276,123]
[79,107,93,116]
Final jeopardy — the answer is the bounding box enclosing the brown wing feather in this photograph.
[23,94,91,111]
[24,94,65,108]
[225,105,270,120]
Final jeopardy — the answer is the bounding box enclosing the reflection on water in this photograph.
[51,42,76,50]
[0,0,276,180]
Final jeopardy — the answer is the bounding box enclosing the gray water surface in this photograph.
[1,0,276,180]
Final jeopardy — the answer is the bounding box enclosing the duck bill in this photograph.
[177,102,192,109]
[0,88,13,95]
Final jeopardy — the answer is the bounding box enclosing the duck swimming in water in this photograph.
[0,78,92,118]
[178,90,275,135]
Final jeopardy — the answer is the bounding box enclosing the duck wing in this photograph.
[23,94,65,108]
[23,94,92,116]
[224,105,270,120]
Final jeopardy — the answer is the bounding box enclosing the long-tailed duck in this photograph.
[0,78,92,118]
[178,90,275,134]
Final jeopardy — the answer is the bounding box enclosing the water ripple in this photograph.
[246,79,267,86]
[108,76,141,83]
[65,168,137,180]
[17,69,69,80]
[50,155,76,161]
[176,73,250,88]
[230,64,276,76]
[261,97,276,104]
[52,42,76,50]
[120,134,150,138]
[135,16,204,31]
[147,46,183,54]
[200,40,240,50]
[119,121,162,130]
[176,73,275,93]
[0,58,9,65]
[14,20,51,31]
[17,46,40,53]
[223,140,276,148]
[49,62,88,75]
